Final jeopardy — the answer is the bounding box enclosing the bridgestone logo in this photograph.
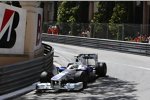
[36,14,41,46]
[0,9,19,48]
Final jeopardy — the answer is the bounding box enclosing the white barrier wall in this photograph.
[0,3,26,54]
[0,2,43,65]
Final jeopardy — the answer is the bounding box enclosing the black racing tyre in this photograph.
[36,90,42,93]
[36,85,42,93]
[74,71,88,88]
[40,71,54,83]
[96,62,107,77]
[67,63,74,67]
[47,72,54,82]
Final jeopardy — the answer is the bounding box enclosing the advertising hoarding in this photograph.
[0,3,26,54]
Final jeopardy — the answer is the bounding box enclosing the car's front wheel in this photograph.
[40,71,53,83]
[74,71,88,88]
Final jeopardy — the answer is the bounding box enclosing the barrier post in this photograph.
[20,1,43,59]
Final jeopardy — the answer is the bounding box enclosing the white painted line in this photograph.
[107,61,150,71]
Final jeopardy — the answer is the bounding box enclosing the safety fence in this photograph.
[44,23,150,43]
[0,43,54,95]
[42,33,150,56]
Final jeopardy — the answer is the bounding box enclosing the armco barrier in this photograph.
[42,33,150,56]
[0,43,54,95]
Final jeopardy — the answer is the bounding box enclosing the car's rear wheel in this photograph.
[95,62,107,77]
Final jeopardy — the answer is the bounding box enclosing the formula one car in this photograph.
[36,54,107,92]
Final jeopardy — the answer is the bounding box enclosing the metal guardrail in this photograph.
[0,43,54,95]
[42,33,150,56]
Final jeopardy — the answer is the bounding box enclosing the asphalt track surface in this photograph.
[15,41,150,100]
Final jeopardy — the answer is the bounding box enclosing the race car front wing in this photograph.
[36,82,83,91]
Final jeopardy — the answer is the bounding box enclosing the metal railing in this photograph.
[44,23,150,43]
[0,43,54,95]
[42,33,150,56]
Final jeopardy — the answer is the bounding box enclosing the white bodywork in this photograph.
[36,69,84,91]
[36,82,83,91]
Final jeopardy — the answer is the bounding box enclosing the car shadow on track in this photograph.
[82,76,137,100]
[15,76,138,100]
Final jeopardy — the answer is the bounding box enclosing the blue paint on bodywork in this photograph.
[56,67,66,72]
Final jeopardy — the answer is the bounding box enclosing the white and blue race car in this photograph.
[36,54,107,92]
